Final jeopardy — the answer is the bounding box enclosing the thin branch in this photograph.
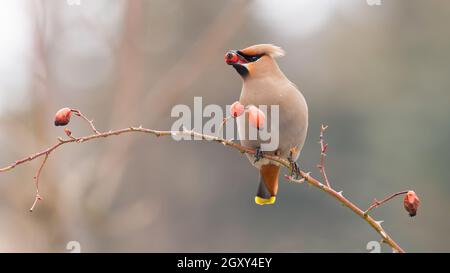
[71,109,100,135]
[0,111,411,253]
[316,124,331,188]
[364,191,409,216]
[29,152,49,212]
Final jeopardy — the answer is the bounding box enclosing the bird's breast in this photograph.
[238,77,308,164]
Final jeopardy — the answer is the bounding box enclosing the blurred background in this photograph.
[0,0,448,252]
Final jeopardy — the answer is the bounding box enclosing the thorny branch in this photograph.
[316,124,331,188]
[0,109,418,253]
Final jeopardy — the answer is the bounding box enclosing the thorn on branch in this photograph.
[317,125,331,188]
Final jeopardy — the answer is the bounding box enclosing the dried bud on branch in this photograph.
[404,190,420,217]
[64,128,72,137]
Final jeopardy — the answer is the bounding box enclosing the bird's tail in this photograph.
[255,164,280,205]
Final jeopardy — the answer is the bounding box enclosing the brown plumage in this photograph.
[226,44,308,205]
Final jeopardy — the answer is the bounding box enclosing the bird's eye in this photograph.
[249,56,259,62]
[236,51,264,63]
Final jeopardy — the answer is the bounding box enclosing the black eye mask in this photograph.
[236,51,265,62]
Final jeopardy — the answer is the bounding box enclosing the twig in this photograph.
[364,191,409,216]
[71,109,100,135]
[30,152,49,212]
[316,124,331,188]
[0,112,411,253]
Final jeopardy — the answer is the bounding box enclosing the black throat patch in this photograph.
[232,64,249,78]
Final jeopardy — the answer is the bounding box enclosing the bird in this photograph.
[225,44,308,205]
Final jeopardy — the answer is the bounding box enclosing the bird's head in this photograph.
[225,44,285,79]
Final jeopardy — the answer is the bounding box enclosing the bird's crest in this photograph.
[239,44,285,58]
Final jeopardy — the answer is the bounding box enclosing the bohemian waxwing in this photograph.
[225,44,308,205]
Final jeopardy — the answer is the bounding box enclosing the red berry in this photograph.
[403,191,420,217]
[230,101,245,118]
[54,108,72,126]
[248,105,265,130]
[225,51,239,64]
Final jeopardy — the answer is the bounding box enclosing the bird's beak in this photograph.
[225,50,248,65]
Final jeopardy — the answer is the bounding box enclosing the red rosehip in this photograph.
[248,105,266,130]
[54,108,72,126]
[403,190,420,217]
[230,101,245,118]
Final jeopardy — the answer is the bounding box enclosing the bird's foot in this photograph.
[288,158,301,179]
[253,147,264,163]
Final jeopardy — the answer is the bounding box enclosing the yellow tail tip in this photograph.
[255,196,276,205]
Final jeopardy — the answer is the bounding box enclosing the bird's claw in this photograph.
[254,147,264,163]
[289,158,301,179]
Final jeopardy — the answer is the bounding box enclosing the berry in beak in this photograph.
[225,50,248,65]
